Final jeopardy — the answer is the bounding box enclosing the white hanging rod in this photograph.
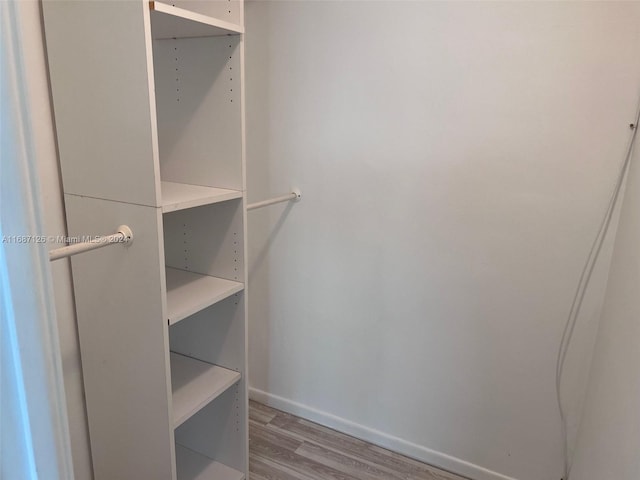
[247,188,302,211]
[49,225,133,261]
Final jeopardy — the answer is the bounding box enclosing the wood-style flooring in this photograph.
[249,400,467,480]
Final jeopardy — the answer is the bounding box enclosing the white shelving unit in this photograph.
[43,1,248,479]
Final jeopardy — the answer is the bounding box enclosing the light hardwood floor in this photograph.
[249,401,467,480]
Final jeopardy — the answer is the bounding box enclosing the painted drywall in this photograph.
[245,2,640,479]
[569,120,640,478]
[15,2,93,478]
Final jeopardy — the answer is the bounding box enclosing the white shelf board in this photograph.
[161,181,242,213]
[176,444,244,480]
[171,353,241,428]
[150,1,243,39]
[166,268,244,325]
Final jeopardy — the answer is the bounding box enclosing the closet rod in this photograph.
[49,225,133,261]
[247,189,302,211]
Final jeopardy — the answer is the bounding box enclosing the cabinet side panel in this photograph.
[65,195,174,480]
[42,1,160,206]
[154,36,243,190]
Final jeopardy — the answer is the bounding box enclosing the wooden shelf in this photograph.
[166,268,243,325]
[171,353,241,428]
[161,181,242,213]
[149,1,243,39]
[176,444,244,480]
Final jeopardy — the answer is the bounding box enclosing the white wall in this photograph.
[15,2,93,478]
[569,122,640,478]
[245,2,640,480]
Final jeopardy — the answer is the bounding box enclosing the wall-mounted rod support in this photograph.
[49,225,133,261]
[247,189,302,211]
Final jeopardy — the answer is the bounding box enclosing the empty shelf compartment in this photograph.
[166,268,244,325]
[171,352,241,428]
[176,444,244,480]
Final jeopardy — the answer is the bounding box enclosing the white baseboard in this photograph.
[249,387,519,480]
